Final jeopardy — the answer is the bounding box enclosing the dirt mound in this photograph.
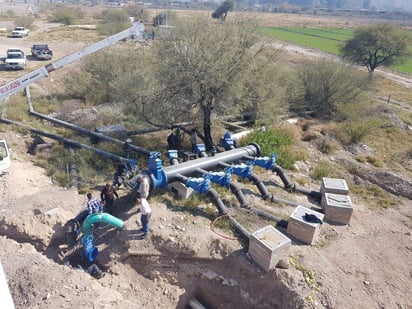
[1,130,411,309]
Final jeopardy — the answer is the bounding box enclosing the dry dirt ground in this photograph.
[1,6,412,309]
[1,121,412,309]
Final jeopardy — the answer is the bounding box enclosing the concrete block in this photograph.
[321,177,349,195]
[167,181,194,199]
[322,193,353,225]
[248,225,291,272]
[183,152,197,161]
[287,206,324,245]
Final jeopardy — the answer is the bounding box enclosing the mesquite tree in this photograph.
[143,17,275,150]
[341,23,409,78]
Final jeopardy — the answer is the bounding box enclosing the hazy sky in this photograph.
[372,0,412,10]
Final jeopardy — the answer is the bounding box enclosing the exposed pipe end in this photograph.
[277,219,288,229]
[262,194,271,200]
[249,142,261,157]
[285,183,296,192]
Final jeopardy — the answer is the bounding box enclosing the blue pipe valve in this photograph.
[208,167,232,187]
[186,174,211,194]
[148,151,167,189]
[231,161,253,179]
[81,234,98,262]
[252,153,278,170]
[220,131,237,150]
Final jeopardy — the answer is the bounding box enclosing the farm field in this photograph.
[261,27,412,74]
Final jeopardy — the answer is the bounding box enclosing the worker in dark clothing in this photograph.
[100,183,119,215]
[63,247,104,279]
[113,160,127,188]
[174,127,182,149]
[190,129,198,153]
[167,131,179,150]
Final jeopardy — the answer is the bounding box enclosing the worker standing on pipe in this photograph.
[136,197,152,237]
[100,183,119,215]
[86,193,103,215]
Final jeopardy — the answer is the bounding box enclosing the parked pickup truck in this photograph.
[31,44,53,60]
[10,26,29,38]
[4,48,26,70]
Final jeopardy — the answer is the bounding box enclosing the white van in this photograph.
[0,140,11,175]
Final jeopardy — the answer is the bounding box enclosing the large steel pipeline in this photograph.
[25,88,152,156]
[0,116,127,163]
[162,144,261,182]
[127,121,192,136]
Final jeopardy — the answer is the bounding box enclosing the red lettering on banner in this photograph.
[0,80,22,94]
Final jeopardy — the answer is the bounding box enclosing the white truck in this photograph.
[4,48,26,70]
[10,26,29,38]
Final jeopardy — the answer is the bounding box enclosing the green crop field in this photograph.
[261,27,412,74]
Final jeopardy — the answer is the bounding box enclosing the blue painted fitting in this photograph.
[167,150,178,160]
[81,234,98,262]
[148,151,168,189]
[208,167,232,187]
[195,143,206,154]
[253,153,278,170]
[231,162,253,179]
[186,174,210,194]
[211,146,217,156]
[220,131,237,150]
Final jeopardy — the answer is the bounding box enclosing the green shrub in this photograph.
[320,139,341,154]
[242,127,296,169]
[96,8,131,36]
[337,117,383,144]
[49,7,84,25]
[351,184,398,209]
[41,145,114,189]
[14,16,34,29]
[356,155,384,167]
[0,10,15,18]
[310,160,335,180]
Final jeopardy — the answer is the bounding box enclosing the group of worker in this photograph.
[86,172,152,237]
[167,127,199,153]
[85,127,202,239]
[73,128,204,278]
